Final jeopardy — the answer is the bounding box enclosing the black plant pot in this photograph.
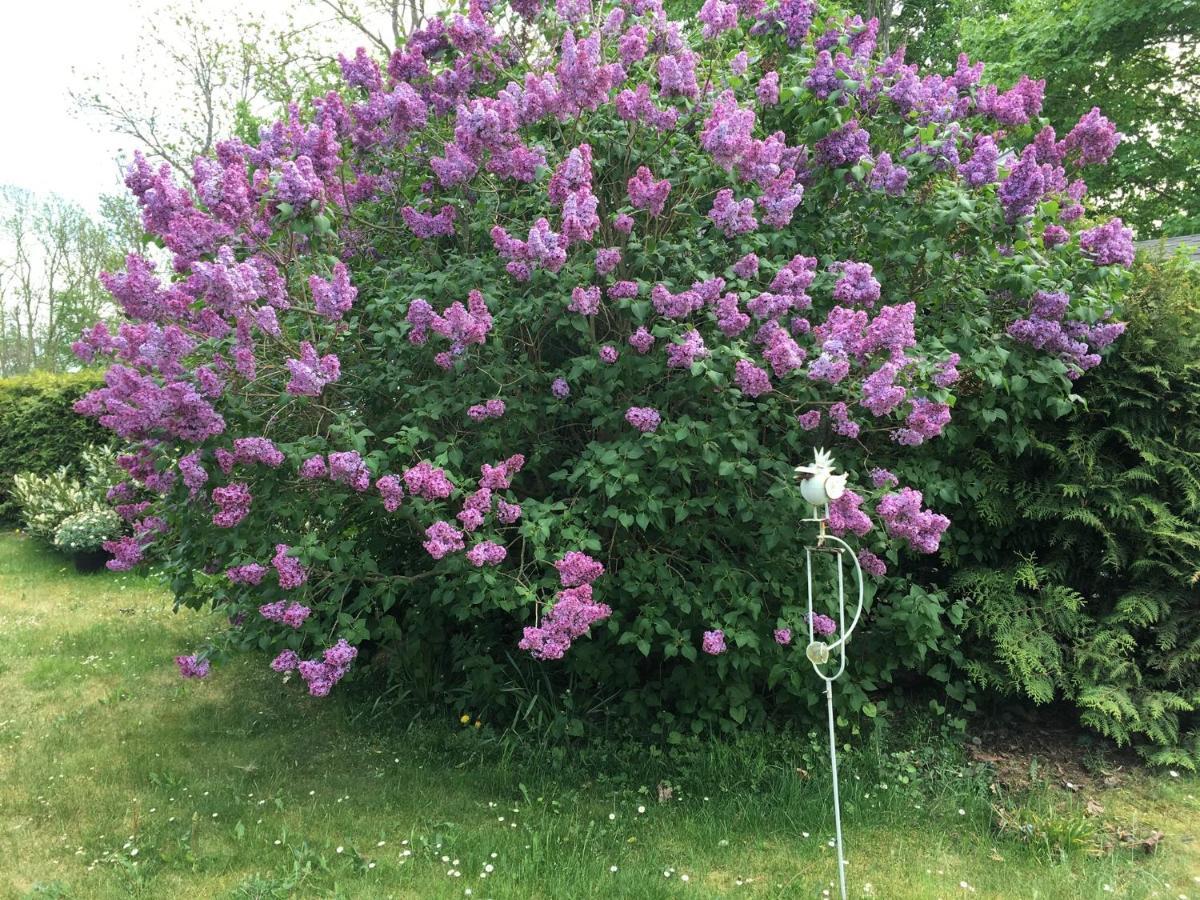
[72,549,111,574]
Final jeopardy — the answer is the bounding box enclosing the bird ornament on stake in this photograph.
[794,448,865,900]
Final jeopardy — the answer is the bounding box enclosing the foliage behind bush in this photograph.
[940,255,1200,767]
[0,372,108,524]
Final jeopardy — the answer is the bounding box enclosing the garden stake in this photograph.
[794,449,865,900]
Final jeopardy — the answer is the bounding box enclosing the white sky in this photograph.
[0,0,395,215]
[1,1,145,210]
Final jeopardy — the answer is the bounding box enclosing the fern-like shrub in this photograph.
[941,256,1200,768]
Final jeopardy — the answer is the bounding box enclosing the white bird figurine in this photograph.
[795,448,848,513]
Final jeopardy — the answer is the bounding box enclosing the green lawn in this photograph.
[0,532,1197,899]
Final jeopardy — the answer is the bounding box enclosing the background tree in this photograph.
[70,4,347,176]
[311,0,431,54]
[964,0,1200,237]
[0,188,127,375]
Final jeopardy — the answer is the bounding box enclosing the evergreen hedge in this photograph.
[0,371,108,524]
[941,254,1200,767]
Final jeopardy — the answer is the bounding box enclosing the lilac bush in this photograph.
[74,0,1130,729]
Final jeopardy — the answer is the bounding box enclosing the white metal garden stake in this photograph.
[794,449,865,900]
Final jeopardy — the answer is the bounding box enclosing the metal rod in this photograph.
[826,679,847,900]
[805,546,815,643]
[796,452,864,900]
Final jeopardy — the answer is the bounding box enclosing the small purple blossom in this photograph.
[299,455,327,479]
[273,544,307,589]
[376,474,405,511]
[809,613,837,637]
[797,410,822,430]
[702,629,726,655]
[468,398,507,420]
[732,253,759,279]
[1080,218,1134,267]
[424,520,466,559]
[403,461,455,500]
[857,549,887,577]
[734,359,772,397]
[466,540,507,566]
[176,655,210,679]
[625,406,661,433]
[629,327,655,354]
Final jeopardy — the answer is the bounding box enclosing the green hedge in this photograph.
[0,371,107,525]
[939,254,1200,767]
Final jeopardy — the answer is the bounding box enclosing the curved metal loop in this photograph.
[804,531,865,684]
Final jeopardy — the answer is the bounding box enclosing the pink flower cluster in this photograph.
[625,406,661,433]
[402,203,457,238]
[310,263,358,320]
[406,290,494,367]
[286,342,341,396]
[403,461,455,500]
[260,600,312,628]
[273,544,307,589]
[876,488,950,554]
[376,474,405,511]
[702,629,726,655]
[227,563,268,585]
[232,437,285,468]
[466,540,508,566]
[212,482,252,528]
[271,639,358,697]
[520,552,610,659]
[468,399,506,420]
[628,166,671,217]
[424,520,466,559]
[809,612,837,637]
[175,655,210,679]
[1007,289,1125,377]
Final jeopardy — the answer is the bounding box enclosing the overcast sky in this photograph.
[0,0,393,215]
[1,1,143,210]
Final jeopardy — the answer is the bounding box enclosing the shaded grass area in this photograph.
[0,533,1197,899]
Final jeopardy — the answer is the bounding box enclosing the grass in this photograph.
[0,532,1197,899]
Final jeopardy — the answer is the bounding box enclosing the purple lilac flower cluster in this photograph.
[876,488,950,554]
[406,290,494,368]
[625,406,661,433]
[468,398,507,420]
[403,461,455,499]
[211,482,252,527]
[809,612,837,637]
[260,600,312,628]
[519,552,610,659]
[376,474,405,511]
[702,629,727,655]
[271,639,359,697]
[1007,289,1125,377]
[175,655,210,679]
[286,342,341,396]
[273,544,307,589]
[466,540,508,566]
[227,563,268,585]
